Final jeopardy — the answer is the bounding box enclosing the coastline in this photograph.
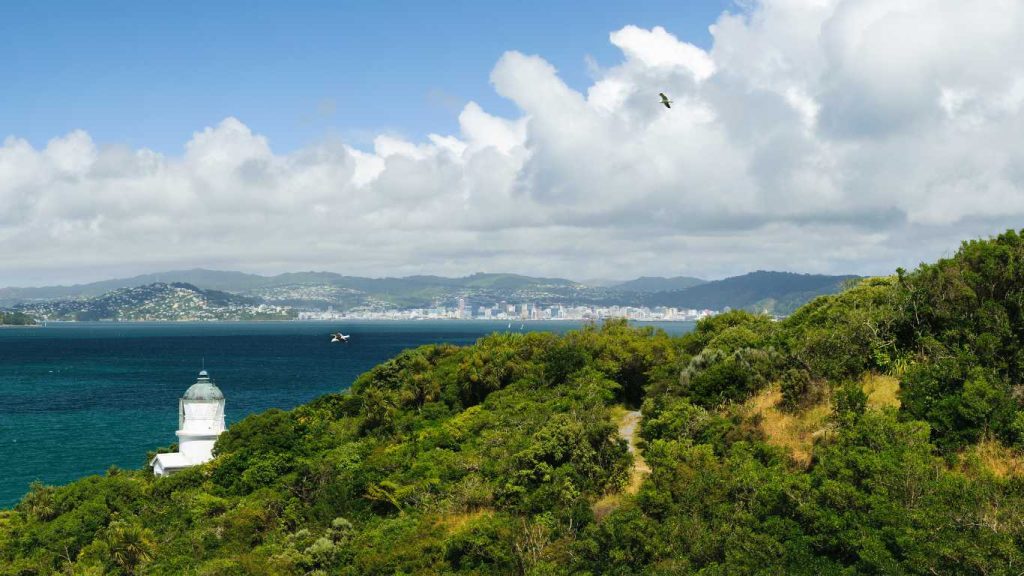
[13,317,702,324]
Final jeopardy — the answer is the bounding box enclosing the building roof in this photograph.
[150,452,192,469]
[182,370,224,401]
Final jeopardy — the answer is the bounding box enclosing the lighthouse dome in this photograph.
[183,370,224,401]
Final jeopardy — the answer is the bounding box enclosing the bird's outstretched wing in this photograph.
[659,92,667,99]
[663,101,671,108]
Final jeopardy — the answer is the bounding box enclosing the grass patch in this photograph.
[747,384,832,468]
[608,404,628,424]
[592,493,622,522]
[959,439,1024,479]
[434,509,494,534]
[862,373,901,410]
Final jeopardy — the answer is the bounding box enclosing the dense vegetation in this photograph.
[4,232,1024,574]
[0,311,35,325]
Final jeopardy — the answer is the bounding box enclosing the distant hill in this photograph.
[611,276,706,293]
[14,283,293,321]
[1,269,857,315]
[0,270,603,311]
[643,271,859,315]
[0,270,581,306]
[0,269,270,303]
[577,278,622,288]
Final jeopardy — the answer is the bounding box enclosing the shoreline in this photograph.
[17,317,703,324]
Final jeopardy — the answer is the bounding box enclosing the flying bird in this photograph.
[659,92,672,109]
[330,332,350,343]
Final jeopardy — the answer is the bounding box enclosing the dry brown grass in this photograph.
[960,439,1024,479]
[608,404,628,423]
[592,493,622,522]
[592,461,651,521]
[435,509,493,534]
[746,384,832,468]
[862,373,901,410]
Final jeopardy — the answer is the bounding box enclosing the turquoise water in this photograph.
[0,320,693,508]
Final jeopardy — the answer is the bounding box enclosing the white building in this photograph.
[150,370,227,477]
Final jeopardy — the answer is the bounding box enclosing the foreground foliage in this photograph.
[4,232,1024,574]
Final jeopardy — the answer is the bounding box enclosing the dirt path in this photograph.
[594,409,651,520]
[618,410,650,494]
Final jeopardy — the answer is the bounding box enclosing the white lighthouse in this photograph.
[150,370,227,477]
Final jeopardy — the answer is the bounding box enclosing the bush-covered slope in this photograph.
[0,311,35,325]
[14,283,289,321]
[643,270,859,315]
[4,231,1024,575]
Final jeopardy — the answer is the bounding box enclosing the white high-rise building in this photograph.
[150,370,227,477]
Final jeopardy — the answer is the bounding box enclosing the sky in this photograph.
[2,0,1024,286]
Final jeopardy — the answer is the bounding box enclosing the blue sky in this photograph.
[1,0,731,153]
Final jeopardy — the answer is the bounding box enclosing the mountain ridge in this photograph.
[0,269,579,303]
[643,270,861,315]
[2,269,858,317]
[609,275,707,292]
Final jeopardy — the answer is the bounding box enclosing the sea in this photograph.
[0,320,694,508]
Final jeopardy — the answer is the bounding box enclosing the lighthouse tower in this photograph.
[150,370,227,477]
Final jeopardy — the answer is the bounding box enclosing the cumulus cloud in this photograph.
[4,0,1024,285]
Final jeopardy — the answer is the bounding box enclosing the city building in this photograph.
[150,370,227,477]
[297,301,718,322]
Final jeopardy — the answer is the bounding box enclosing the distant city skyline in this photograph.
[3,1,1023,286]
[300,302,717,323]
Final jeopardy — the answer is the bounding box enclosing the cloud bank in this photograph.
[4,0,1024,285]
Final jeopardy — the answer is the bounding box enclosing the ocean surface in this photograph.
[0,320,694,508]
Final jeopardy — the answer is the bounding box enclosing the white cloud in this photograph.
[4,0,1024,286]
[609,25,716,81]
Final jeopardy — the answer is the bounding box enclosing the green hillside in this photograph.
[0,311,35,325]
[610,276,706,293]
[0,270,269,303]
[0,271,592,312]
[0,271,578,304]
[643,270,859,315]
[4,231,1024,574]
[15,283,293,321]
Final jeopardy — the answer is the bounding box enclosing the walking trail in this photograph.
[618,410,651,494]
[594,409,651,520]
